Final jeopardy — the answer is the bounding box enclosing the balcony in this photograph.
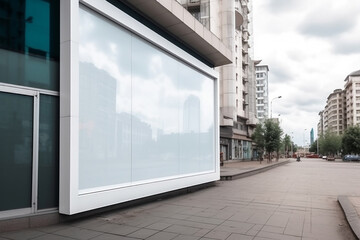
[235,9,244,30]
[188,0,200,6]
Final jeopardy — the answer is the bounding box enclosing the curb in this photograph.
[338,195,360,239]
[220,160,290,181]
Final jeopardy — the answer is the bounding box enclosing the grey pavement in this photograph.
[220,159,290,180]
[2,158,360,240]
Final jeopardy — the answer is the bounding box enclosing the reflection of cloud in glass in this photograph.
[78,6,216,186]
[183,95,200,133]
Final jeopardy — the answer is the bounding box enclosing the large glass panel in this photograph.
[78,7,132,190]
[0,92,33,211]
[131,37,179,181]
[78,6,216,190]
[178,65,202,174]
[38,94,59,209]
[0,0,59,91]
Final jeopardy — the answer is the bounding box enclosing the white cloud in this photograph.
[254,0,360,145]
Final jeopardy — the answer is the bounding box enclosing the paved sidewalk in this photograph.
[220,158,290,180]
[338,196,360,239]
[1,158,358,240]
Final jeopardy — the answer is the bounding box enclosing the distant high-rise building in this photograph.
[310,128,314,145]
[255,64,269,121]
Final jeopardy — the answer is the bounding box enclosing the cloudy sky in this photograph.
[253,0,360,146]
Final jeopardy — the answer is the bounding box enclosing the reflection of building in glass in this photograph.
[79,62,117,160]
[183,95,200,133]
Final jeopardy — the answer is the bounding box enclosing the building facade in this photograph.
[180,0,257,160]
[255,64,269,121]
[344,70,360,128]
[323,89,345,135]
[318,70,360,137]
[0,0,231,224]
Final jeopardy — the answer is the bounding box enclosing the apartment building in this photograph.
[318,70,360,136]
[0,0,232,227]
[180,0,257,160]
[344,70,360,127]
[323,89,345,135]
[255,64,269,121]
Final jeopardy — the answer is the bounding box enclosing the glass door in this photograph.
[0,88,37,217]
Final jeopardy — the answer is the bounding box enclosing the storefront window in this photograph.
[0,0,59,91]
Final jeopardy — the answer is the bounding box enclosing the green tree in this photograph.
[283,134,291,156]
[319,131,341,156]
[342,126,360,154]
[309,140,317,153]
[252,124,265,161]
[263,119,283,162]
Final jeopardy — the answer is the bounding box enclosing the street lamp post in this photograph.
[270,96,282,118]
[303,128,307,157]
[290,132,294,157]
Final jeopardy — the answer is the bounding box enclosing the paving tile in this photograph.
[256,230,301,240]
[163,219,216,230]
[90,233,138,240]
[228,211,253,222]
[247,212,272,225]
[36,224,70,233]
[146,222,172,231]
[0,217,29,232]
[245,224,262,236]
[219,220,254,233]
[70,218,107,229]
[127,228,158,239]
[91,223,139,236]
[203,230,231,240]
[186,216,224,225]
[266,213,289,228]
[31,234,76,240]
[261,225,284,234]
[164,225,200,235]
[0,229,45,240]
[193,229,211,237]
[146,231,178,240]
[226,233,253,240]
[120,216,162,228]
[169,214,190,220]
[172,235,200,240]
[54,226,102,239]
[283,213,304,237]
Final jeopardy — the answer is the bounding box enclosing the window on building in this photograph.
[0,0,60,91]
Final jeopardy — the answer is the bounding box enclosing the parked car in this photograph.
[322,156,327,160]
[343,155,360,161]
